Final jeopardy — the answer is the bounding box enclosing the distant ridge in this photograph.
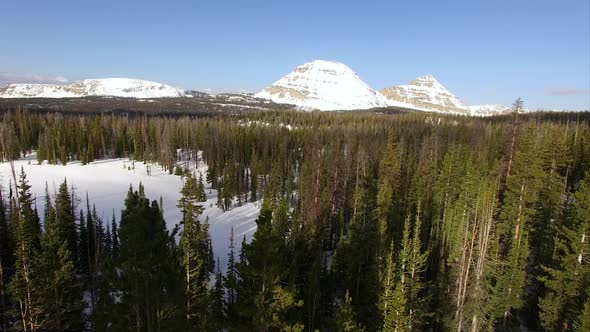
[0,78,186,99]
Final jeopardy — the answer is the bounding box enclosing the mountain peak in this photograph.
[409,74,447,91]
[380,74,469,114]
[255,60,388,111]
[301,60,354,71]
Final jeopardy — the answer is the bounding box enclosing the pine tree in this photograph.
[178,174,211,328]
[78,210,89,275]
[211,257,226,331]
[236,199,299,331]
[197,171,207,202]
[382,242,409,331]
[538,177,590,330]
[381,208,428,331]
[110,212,119,260]
[38,198,84,330]
[9,168,43,331]
[250,150,259,202]
[493,125,544,326]
[407,203,428,329]
[225,226,238,319]
[222,162,235,211]
[266,286,304,332]
[375,135,402,264]
[240,235,247,263]
[0,187,14,332]
[93,252,117,331]
[117,184,180,331]
[333,160,380,330]
[55,179,77,264]
[336,290,365,332]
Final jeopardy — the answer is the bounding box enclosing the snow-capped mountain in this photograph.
[469,104,511,116]
[468,104,532,116]
[255,60,389,111]
[380,74,470,114]
[0,78,186,98]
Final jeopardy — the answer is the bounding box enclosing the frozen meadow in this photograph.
[0,156,260,272]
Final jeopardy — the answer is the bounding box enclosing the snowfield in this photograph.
[0,156,260,272]
[0,78,186,99]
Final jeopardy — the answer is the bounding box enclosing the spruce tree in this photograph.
[225,226,238,320]
[9,168,43,331]
[178,174,211,329]
[197,171,207,202]
[333,164,380,330]
[117,184,180,331]
[382,242,409,331]
[381,209,428,331]
[375,135,402,264]
[336,290,365,332]
[78,210,89,275]
[0,187,13,332]
[110,212,119,260]
[55,180,77,264]
[236,199,300,331]
[493,125,544,326]
[538,177,590,330]
[211,257,226,331]
[38,199,84,330]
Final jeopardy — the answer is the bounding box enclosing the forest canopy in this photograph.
[0,107,589,331]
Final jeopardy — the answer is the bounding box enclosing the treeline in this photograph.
[0,106,589,331]
[0,94,294,117]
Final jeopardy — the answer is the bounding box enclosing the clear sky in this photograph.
[1,0,588,109]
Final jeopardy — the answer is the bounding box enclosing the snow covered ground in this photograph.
[0,156,260,272]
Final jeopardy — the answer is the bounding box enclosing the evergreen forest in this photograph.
[0,105,589,331]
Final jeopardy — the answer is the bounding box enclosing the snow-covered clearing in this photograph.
[0,156,260,272]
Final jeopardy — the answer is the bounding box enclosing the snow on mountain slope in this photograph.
[469,104,511,116]
[468,104,534,116]
[255,60,389,111]
[0,78,186,98]
[381,74,470,114]
[0,83,83,98]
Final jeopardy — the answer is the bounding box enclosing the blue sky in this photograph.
[1,0,588,109]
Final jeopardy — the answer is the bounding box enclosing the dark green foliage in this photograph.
[539,177,590,330]
[0,186,13,332]
[0,107,589,331]
[115,184,181,330]
[55,180,78,263]
[211,258,226,331]
[224,226,239,320]
[38,190,84,330]
[9,169,43,331]
[178,172,213,329]
[336,290,365,332]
